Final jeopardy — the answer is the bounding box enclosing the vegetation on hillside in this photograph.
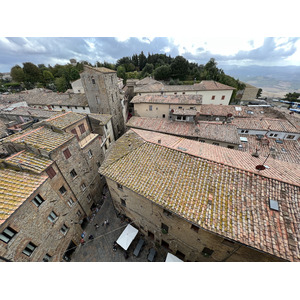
[3,53,245,97]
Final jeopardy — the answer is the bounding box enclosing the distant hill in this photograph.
[221,65,300,98]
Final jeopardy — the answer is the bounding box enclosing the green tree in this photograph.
[170,56,189,80]
[69,67,80,81]
[11,65,25,82]
[141,63,154,77]
[43,70,54,83]
[256,88,262,98]
[138,51,147,70]
[153,65,171,81]
[55,77,68,92]
[117,65,127,84]
[23,62,42,83]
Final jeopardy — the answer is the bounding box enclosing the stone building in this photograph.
[100,129,300,262]
[1,113,106,216]
[80,66,125,139]
[132,80,235,105]
[126,116,240,149]
[0,151,84,262]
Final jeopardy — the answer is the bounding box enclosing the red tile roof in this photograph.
[126,116,240,145]
[100,129,300,261]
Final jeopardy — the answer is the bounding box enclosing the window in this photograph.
[22,242,37,256]
[287,135,295,139]
[177,116,181,120]
[163,209,172,217]
[63,148,71,159]
[77,210,82,217]
[191,224,199,233]
[83,107,85,110]
[149,105,152,111]
[183,116,186,121]
[96,162,101,168]
[59,105,62,108]
[269,133,274,137]
[0,227,18,244]
[43,253,52,262]
[161,240,169,249]
[174,92,177,95]
[87,194,92,202]
[161,223,169,234]
[199,140,205,143]
[121,198,126,207]
[46,166,56,179]
[91,76,95,84]
[87,149,93,158]
[105,125,108,130]
[162,114,165,118]
[182,92,185,95]
[202,247,214,257]
[117,183,123,190]
[222,239,235,247]
[59,186,67,194]
[70,169,77,178]
[75,106,78,110]
[48,211,58,223]
[79,124,86,134]
[212,142,219,146]
[175,250,185,260]
[178,106,183,109]
[81,183,87,191]
[71,128,79,140]
[68,198,75,207]
[32,194,45,207]
[227,145,234,149]
[269,199,279,211]
[211,95,215,100]
[60,224,69,235]
[221,95,225,100]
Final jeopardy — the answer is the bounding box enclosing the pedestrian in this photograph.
[94,223,99,230]
[80,238,85,245]
[88,234,94,241]
[81,231,86,238]
[105,219,109,226]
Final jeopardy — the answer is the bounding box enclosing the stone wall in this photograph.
[0,177,83,262]
[106,178,283,262]
[80,67,125,139]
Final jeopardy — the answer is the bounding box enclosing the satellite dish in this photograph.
[255,165,266,171]
[227,113,233,117]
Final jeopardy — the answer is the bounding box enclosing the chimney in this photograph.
[158,139,161,144]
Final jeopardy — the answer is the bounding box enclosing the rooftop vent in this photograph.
[158,139,161,144]
[269,199,279,211]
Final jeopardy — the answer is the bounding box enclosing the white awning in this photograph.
[116,224,138,250]
[165,253,183,262]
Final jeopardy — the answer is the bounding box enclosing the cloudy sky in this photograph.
[1,37,300,73]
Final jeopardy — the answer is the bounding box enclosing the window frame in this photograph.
[63,148,71,159]
[46,166,56,179]
[48,211,58,223]
[59,185,67,195]
[32,194,45,207]
[22,242,37,257]
[0,227,18,244]
[60,224,69,235]
[78,123,86,134]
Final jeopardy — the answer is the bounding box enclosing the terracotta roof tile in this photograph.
[0,169,47,224]
[126,116,240,145]
[100,129,300,261]
[5,150,53,173]
[45,111,85,129]
[2,126,74,152]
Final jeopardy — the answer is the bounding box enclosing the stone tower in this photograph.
[80,65,125,139]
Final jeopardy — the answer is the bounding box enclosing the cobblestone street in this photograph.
[71,188,168,262]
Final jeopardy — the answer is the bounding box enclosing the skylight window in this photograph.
[269,199,279,211]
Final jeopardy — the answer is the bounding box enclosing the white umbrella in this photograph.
[165,252,183,262]
[116,224,138,250]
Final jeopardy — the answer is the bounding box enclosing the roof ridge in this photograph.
[45,111,71,122]
[10,126,44,142]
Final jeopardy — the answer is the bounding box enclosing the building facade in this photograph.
[100,129,300,262]
[80,66,125,139]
